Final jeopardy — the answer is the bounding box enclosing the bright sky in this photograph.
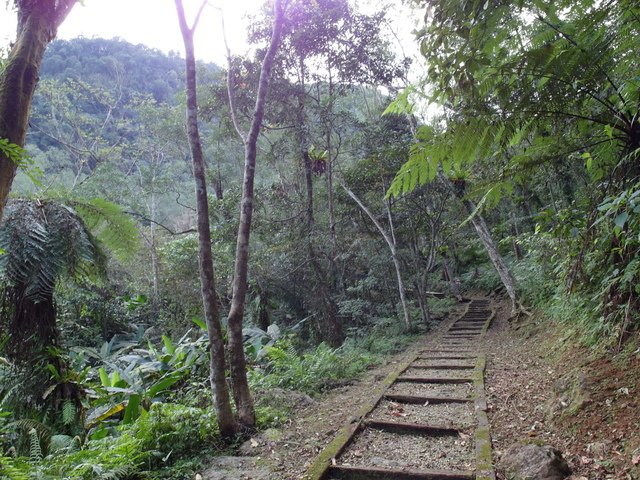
[1,0,418,67]
[1,0,264,64]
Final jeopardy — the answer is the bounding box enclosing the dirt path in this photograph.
[484,298,640,480]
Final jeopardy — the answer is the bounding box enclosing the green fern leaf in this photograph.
[72,197,140,261]
[62,400,76,426]
[28,428,42,462]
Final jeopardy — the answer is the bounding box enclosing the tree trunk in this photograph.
[324,67,343,295]
[509,210,524,260]
[415,280,431,325]
[295,60,343,347]
[0,0,77,220]
[441,253,461,300]
[341,184,411,329]
[150,184,160,302]
[409,234,431,325]
[226,0,284,431]
[175,0,236,438]
[438,173,517,311]
[462,197,517,310]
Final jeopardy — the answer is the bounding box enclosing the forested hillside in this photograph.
[0,0,638,478]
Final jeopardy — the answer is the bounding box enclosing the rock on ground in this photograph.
[501,444,572,480]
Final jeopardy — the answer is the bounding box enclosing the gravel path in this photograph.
[338,428,474,471]
[387,381,475,398]
[368,399,476,428]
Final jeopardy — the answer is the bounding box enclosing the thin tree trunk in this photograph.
[510,211,524,260]
[325,66,342,294]
[175,0,236,438]
[415,281,431,324]
[0,0,77,220]
[463,197,517,310]
[409,234,431,324]
[438,173,517,311]
[150,186,160,305]
[341,184,411,329]
[226,0,284,431]
[294,59,343,346]
[441,253,461,300]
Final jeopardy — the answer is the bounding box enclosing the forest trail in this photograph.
[302,298,495,480]
[199,298,639,480]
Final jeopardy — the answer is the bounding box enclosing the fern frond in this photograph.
[8,419,51,450]
[28,428,42,462]
[97,465,136,480]
[62,400,76,426]
[49,434,80,454]
[0,455,30,480]
[72,197,140,261]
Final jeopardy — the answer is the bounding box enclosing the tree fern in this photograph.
[0,200,104,302]
[71,197,140,261]
[0,199,109,367]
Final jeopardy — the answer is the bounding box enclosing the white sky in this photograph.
[0,0,419,67]
[1,0,265,64]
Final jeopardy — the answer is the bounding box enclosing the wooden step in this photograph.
[397,377,474,384]
[409,365,474,370]
[364,419,460,435]
[326,465,475,480]
[383,393,472,404]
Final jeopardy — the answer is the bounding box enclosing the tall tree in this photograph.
[225,0,285,430]
[247,0,405,345]
[0,0,78,220]
[341,183,411,328]
[174,0,236,438]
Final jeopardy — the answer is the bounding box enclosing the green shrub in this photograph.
[544,292,615,349]
[131,403,221,461]
[347,317,422,355]
[249,339,377,395]
[2,403,223,480]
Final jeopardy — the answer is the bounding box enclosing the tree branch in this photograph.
[125,210,196,235]
[217,7,247,143]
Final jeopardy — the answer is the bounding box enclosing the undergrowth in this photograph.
[0,403,224,479]
[249,339,377,395]
[0,322,431,479]
[249,318,425,396]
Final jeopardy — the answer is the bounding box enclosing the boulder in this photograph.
[547,371,590,419]
[502,444,572,480]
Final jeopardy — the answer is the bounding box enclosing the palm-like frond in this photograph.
[0,200,105,302]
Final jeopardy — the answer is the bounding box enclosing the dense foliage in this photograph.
[389,0,640,345]
[1,0,637,476]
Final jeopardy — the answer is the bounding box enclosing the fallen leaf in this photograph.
[632,454,640,465]
[250,438,259,448]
